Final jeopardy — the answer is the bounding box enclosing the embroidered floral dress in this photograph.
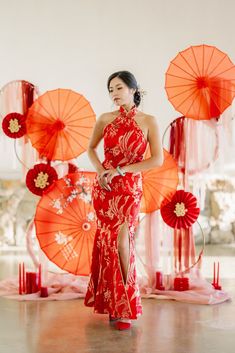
[84,106,147,319]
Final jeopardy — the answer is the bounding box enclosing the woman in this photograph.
[84,71,163,330]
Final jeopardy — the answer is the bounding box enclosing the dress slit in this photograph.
[117,220,131,286]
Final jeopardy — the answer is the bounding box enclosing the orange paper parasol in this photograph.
[140,148,179,213]
[35,171,97,275]
[165,44,235,120]
[26,89,96,161]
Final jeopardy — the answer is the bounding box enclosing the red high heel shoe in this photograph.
[109,314,119,322]
[115,319,132,330]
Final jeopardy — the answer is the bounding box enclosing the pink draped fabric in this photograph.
[0,80,39,178]
[167,117,220,275]
[135,212,230,305]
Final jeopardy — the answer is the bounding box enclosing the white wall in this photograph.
[0,0,235,177]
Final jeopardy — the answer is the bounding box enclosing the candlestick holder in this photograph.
[18,262,42,295]
[40,286,48,298]
[173,277,189,291]
[155,271,165,290]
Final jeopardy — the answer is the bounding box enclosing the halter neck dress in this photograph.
[84,105,147,319]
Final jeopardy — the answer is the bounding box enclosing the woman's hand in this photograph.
[97,168,112,191]
[98,168,119,190]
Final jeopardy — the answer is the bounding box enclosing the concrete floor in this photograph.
[0,245,235,353]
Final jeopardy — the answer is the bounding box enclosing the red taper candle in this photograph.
[22,262,25,293]
[18,263,22,295]
[156,271,162,288]
[38,264,41,290]
[213,261,216,285]
[216,262,220,286]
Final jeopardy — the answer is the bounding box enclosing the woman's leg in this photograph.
[117,222,130,284]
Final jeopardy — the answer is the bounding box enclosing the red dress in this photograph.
[84,106,147,319]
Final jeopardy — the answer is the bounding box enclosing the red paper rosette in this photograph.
[160,190,200,229]
[2,112,27,138]
[26,163,58,196]
[68,163,79,174]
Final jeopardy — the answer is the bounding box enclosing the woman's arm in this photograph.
[88,114,111,190]
[122,115,164,174]
[88,114,107,173]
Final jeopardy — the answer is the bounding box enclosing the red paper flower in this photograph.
[2,112,27,138]
[68,163,79,174]
[26,163,58,196]
[160,190,200,229]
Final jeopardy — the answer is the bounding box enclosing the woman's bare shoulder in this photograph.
[137,111,158,124]
[98,111,119,124]
[141,112,157,119]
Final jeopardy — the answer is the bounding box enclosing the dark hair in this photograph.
[107,70,141,107]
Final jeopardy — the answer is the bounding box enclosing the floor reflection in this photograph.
[0,246,235,353]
